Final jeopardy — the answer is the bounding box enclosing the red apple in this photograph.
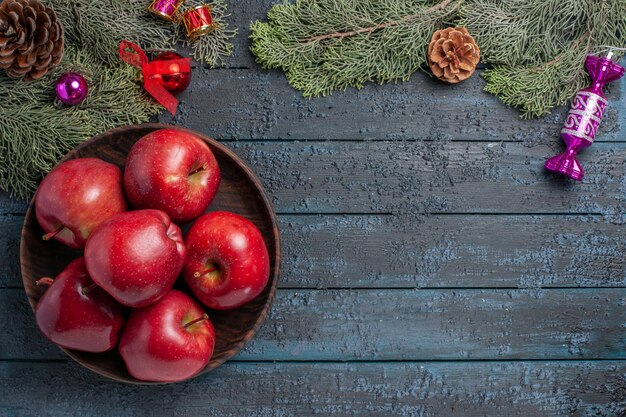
[84,209,186,308]
[35,258,125,352]
[119,290,215,382]
[35,158,127,248]
[123,129,220,224]
[183,211,270,310]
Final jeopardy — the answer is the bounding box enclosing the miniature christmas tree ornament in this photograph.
[545,50,625,181]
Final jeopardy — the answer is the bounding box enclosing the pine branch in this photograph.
[49,0,174,65]
[1,0,237,198]
[302,0,456,43]
[462,0,626,118]
[0,1,171,198]
[482,33,591,118]
[250,0,461,97]
[251,0,626,118]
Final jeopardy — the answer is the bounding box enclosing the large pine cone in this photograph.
[0,0,64,81]
[428,27,480,84]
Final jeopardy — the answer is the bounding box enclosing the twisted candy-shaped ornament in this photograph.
[545,52,625,181]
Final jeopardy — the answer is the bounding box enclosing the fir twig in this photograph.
[302,0,456,43]
[302,0,452,43]
[177,0,238,67]
[251,0,626,118]
[250,0,461,97]
[0,0,173,198]
[482,33,591,118]
[461,0,626,117]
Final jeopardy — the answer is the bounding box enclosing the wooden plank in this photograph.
[277,214,626,289]
[212,0,276,69]
[4,213,626,289]
[162,68,624,142]
[0,361,624,416]
[0,215,20,288]
[187,0,626,144]
[224,140,626,215]
[3,288,624,361]
[0,195,27,214]
[4,141,626,215]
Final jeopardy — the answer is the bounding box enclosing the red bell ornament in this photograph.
[152,52,192,94]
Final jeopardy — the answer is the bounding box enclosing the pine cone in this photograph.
[428,27,480,84]
[0,0,64,81]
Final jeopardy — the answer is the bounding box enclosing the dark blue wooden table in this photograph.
[2,2,626,415]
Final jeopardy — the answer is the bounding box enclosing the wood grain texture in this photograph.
[159,68,624,142]
[4,141,626,215]
[225,141,626,215]
[18,124,281,383]
[4,213,626,289]
[0,214,20,287]
[1,361,624,416]
[277,214,626,288]
[2,0,625,408]
[4,141,626,216]
[4,288,624,361]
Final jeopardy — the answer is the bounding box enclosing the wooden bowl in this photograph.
[19,123,281,384]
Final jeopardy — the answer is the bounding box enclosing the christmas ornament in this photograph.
[152,51,191,93]
[0,0,64,81]
[119,40,191,115]
[182,4,216,39]
[545,51,625,181]
[1,0,235,199]
[55,72,88,105]
[428,27,479,84]
[148,0,184,21]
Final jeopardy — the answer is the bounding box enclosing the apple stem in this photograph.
[42,225,65,241]
[183,313,209,329]
[35,277,54,286]
[193,265,217,278]
[81,283,99,295]
[188,165,206,176]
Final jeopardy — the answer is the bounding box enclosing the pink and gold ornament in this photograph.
[545,50,625,181]
[147,0,184,21]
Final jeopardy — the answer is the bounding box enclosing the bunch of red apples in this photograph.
[33,129,270,382]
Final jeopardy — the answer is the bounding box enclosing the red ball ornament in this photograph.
[151,52,191,94]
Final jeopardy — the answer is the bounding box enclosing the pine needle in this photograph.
[250,0,461,97]
[250,0,626,117]
[461,0,626,118]
[0,0,236,198]
[177,0,238,67]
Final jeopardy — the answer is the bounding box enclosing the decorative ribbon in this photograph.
[118,40,191,115]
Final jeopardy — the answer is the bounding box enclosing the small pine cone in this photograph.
[0,0,64,81]
[428,27,480,84]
